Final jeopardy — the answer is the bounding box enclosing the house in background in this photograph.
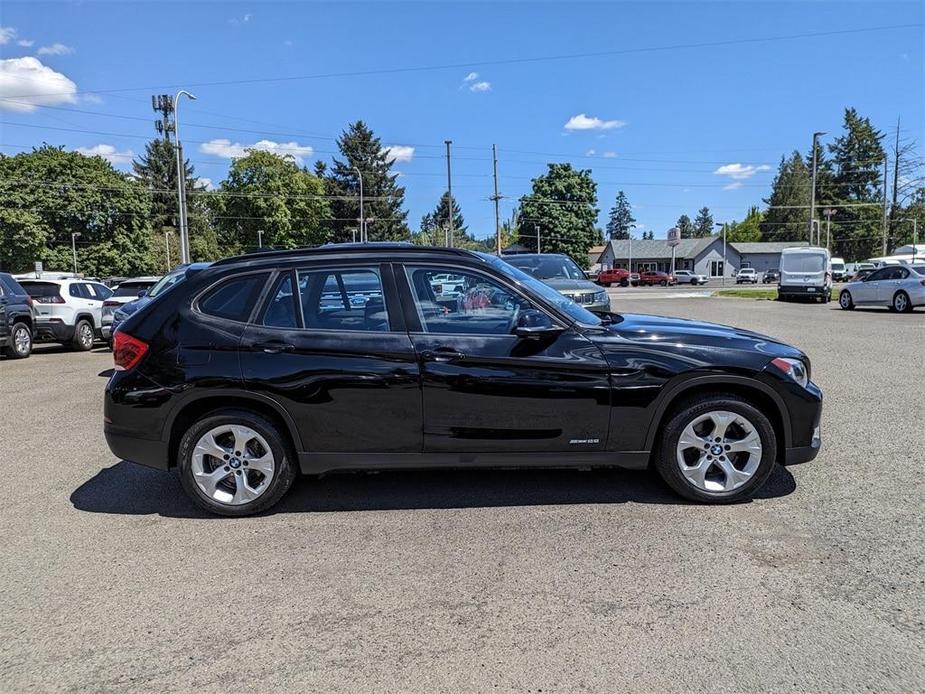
[598,238,808,279]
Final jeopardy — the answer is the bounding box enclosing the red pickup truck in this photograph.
[597,268,639,287]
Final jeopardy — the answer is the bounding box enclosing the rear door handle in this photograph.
[254,341,294,354]
[421,347,465,362]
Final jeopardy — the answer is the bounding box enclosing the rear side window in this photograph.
[298,268,389,332]
[199,273,269,323]
[22,282,63,300]
[69,284,86,298]
[263,274,298,328]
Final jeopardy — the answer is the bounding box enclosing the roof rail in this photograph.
[210,243,475,267]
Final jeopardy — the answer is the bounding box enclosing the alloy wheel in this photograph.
[894,293,908,312]
[191,424,275,505]
[79,323,93,348]
[13,327,31,355]
[675,410,763,493]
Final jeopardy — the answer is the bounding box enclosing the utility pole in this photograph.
[154,90,197,264]
[257,229,264,249]
[534,224,541,254]
[715,222,727,287]
[628,236,632,272]
[822,209,835,250]
[881,156,889,255]
[71,232,81,274]
[444,140,454,248]
[809,131,826,244]
[352,167,365,243]
[491,144,502,255]
[164,231,172,271]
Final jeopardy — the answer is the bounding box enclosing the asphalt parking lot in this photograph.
[2,297,923,692]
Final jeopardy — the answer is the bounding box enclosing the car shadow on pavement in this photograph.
[70,461,796,518]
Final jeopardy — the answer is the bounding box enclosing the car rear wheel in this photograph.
[178,409,297,517]
[72,319,94,351]
[660,280,667,286]
[655,395,777,503]
[893,291,912,313]
[620,279,628,287]
[839,290,854,310]
[4,322,32,359]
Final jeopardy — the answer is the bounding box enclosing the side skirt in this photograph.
[297,450,651,475]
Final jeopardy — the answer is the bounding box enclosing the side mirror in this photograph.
[514,309,563,338]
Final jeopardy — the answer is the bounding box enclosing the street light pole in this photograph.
[534,224,541,254]
[822,209,836,250]
[352,167,365,243]
[445,140,454,248]
[257,229,264,249]
[715,222,727,287]
[164,231,172,271]
[71,232,81,274]
[809,131,826,245]
[174,90,197,264]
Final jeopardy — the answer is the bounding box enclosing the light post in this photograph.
[534,224,541,254]
[715,222,727,287]
[71,232,81,274]
[174,89,197,264]
[164,230,172,271]
[257,229,264,249]
[822,209,836,250]
[809,131,826,244]
[352,167,365,243]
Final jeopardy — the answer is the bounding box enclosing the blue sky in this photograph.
[1,1,923,240]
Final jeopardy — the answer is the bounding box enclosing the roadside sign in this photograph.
[34,261,43,278]
[666,227,681,247]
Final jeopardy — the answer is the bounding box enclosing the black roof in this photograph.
[211,243,476,267]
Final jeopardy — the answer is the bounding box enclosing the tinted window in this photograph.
[21,282,60,299]
[113,282,154,298]
[263,274,298,328]
[506,255,586,280]
[866,268,891,281]
[298,268,388,332]
[406,266,532,335]
[910,266,925,276]
[69,284,85,298]
[782,254,826,273]
[1,275,25,295]
[199,273,269,322]
[86,283,112,300]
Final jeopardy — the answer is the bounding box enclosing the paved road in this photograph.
[1,299,922,692]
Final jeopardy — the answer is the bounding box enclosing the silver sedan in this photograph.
[838,264,925,312]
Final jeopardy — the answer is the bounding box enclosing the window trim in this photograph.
[259,269,302,330]
[191,270,273,326]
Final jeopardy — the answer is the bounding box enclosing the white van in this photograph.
[830,257,847,281]
[778,247,831,302]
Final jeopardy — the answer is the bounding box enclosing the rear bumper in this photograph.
[778,285,829,296]
[104,429,170,470]
[33,319,74,343]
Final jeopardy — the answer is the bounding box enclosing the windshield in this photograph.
[505,255,587,281]
[476,252,602,326]
[147,271,186,298]
[782,254,826,273]
[113,281,156,298]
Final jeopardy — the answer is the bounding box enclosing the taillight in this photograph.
[103,300,122,308]
[112,332,149,372]
[35,295,65,304]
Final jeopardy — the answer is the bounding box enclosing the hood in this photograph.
[542,278,600,293]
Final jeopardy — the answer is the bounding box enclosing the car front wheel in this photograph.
[655,395,777,503]
[178,409,297,516]
[839,290,854,310]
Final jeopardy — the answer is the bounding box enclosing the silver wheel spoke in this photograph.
[717,458,751,490]
[678,425,709,452]
[194,434,229,461]
[194,466,230,497]
[190,424,275,506]
[233,473,260,504]
[681,455,711,488]
[676,409,763,494]
[230,425,253,455]
[246,453,274,477]
[710,412,736,441]
[726,430,762,456]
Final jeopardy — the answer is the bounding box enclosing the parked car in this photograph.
[104,244,822,516]
[762,269,781,284]
[504,253,610,312]
[673,270,708,285]
[0,273,35,359]
[830,257,847,282]
[596,267,638,287]
[778,247,832,303]
[101,277,161,346]
[638,271,676,286]
[18,278,113,350]
[838,264,925,313]
[736,268,759,284]
[110,265,208,340]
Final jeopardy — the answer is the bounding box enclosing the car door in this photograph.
[877,266,908,303]
[240,263,422,456]
[853,268,887,303]
[397,263,611,454]
[84,282,111,325]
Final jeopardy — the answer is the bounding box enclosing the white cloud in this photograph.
[713,163,770,180]
[199,138,314,165]
[81,93,103,104]
[602,151,617,158]
[723,181,744,191]
[382,145,414,163]
[0,57,78,112]
[564,113,626,131]
[463,72,479,82]
[197,177,215,191]
[37,43,74,56]
[0,27,16,45]
[468,81,491,93]
[585,149,596,156]
[76,144,135,166]
[229,13,252,25]
[17,39,34,47]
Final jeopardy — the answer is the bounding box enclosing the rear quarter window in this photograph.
[198,273,270,323]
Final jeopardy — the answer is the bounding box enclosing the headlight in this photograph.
[594,290,608,303]
[770,357,809,388]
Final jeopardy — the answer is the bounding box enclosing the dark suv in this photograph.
[0,273,34,359]
[105,245,822,516]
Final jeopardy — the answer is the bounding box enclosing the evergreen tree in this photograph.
[325,121,410,242]
[605,190,635,240]
[676,214,693,239]
[726,206,763,242]
[518,163,599,265]
[419,192,471,246]
[692,207,714,237]
[760,152,811,242]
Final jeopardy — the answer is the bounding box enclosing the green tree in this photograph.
[325,121,410,241]
[642,230,654,240]
[419,192,476,246]
[605,190,635,240]
[0,146,154,275]
[761,152,811,242]
[210,149,330,255]
[692,207,714,237]
[726,206,763,242]
[518,163,600,266]
[676,214,693,239]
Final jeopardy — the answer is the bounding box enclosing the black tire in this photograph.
[71,319,94,351]
[604,282,612,288]
[660,280,667,286]
[839,290,854,310]
[4,322,32,359]
[893,291,912,313]
[654,394,778,504]
[620,279,628,287]
[178,409,297,517]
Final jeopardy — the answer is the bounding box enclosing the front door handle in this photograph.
[421,347,465,362]
[253,341,294,354]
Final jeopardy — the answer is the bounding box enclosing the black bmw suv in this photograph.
[105,244,822,516]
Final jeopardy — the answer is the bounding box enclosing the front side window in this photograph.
[263,274,298,329]
[298,267,389,332]
[199,273,269,322]
[406,266,532,335]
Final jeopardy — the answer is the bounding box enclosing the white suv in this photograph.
[673,270,708,285]
[19,278,113,350]
[735,268,759,284]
